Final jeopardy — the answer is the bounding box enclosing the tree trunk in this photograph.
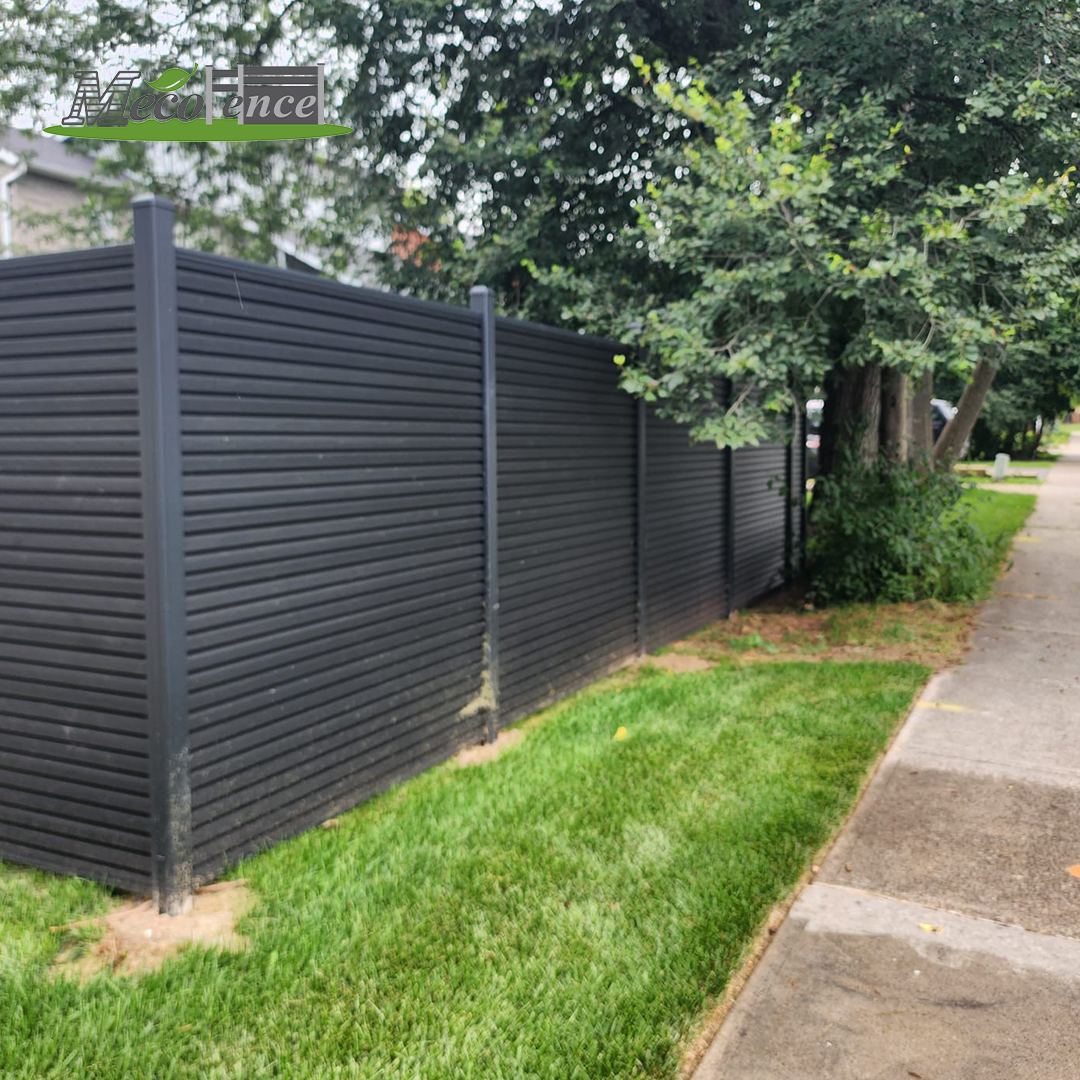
[933,358,996,468]
[819,363,882,476]
[909,370,934,461]
[1030,421,1043,459]
[880,368,909,462]
[855,363,882,465]
[818,366,855,478]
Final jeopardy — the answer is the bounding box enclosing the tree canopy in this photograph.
[1,1,745,311]
[4,0,1079,461]
[543,1,1080,454]
[552,62,1080,448]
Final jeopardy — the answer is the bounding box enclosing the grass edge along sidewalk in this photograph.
[0,664,927,1079]
[0,491,1032,1080]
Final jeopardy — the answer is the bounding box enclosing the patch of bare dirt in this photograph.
[668,598,978,670]
[649,653,714,673]
[52,879,253,979]
[454,726,526,766]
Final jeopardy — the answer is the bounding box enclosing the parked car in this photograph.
[930,398,956,444]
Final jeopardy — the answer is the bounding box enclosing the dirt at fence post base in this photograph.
[648,653,715,674]
[454,726,526,766]
[52,879,253,979]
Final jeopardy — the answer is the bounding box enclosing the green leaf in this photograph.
[146,65,197,93]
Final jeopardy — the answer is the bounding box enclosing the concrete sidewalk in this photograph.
[694,434,1080,1080]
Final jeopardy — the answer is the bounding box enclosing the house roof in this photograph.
[0,130,98,183]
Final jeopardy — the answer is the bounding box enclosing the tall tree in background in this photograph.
[0,1,747,312]
[2,0,1078,469]
[551,73,1078,452]
[547,1,1080,468]
[940,334,1080,460]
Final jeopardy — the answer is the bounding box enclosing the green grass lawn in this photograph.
[957,487,1037,597]
[1046,422,1080,445]
[0,661,926,1079]
[960,487,1037,546]
[960,457,1056,469]
[961,474,1043,486]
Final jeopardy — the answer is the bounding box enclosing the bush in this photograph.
[807,452,992,605]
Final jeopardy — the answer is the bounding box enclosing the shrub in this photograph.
[807,452,992,605]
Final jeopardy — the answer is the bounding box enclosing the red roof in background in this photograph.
[390,226,438,268]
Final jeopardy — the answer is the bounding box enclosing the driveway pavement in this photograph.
[693,434,1080,1080]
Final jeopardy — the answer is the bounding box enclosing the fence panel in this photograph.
[175,252,487,880]
[495,318,637,724]
[0,246,152,890]
[643,411,727,650]
[731,444,789,610]
[0,229,806,897]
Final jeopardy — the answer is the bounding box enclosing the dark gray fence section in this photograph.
[495,317,637,724]
[731,444,790,610]
[0,246,153,891]
[0,213,805,899]
[175,251,487,880]
[643,410,727,650]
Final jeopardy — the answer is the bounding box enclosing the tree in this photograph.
[1,0,749,317]
[543,1,1080,471]
[5,0,1078,464]
[940,335,1080,459]
[549,76,1078,454]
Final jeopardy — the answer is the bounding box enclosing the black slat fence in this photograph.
[495,317,637,724]
[176,251,487,881]
[0,244,152,891]
[0,198,803,907]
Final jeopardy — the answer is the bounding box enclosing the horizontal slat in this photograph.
[191,667,480,817]
[178,259,486,877]
[0,245,150,889]
[0,244,133,277]
[0,836,146,892]
[177,247,480,327]
[496,329,637,725]
[192,647,480,770]
[191,719,476,881]
[187,566,483,649]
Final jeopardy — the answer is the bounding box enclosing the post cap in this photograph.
[131,193,175,213]
[469,284,494,312]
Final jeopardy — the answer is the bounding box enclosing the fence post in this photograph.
[724,382,737,617]
[636,399,647,656]
[785,407,795,581]
[470,286,501,742]
[801,406,809,569]
[133,195,192,915]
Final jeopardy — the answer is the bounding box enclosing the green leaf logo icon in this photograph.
[146,64,198,93]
